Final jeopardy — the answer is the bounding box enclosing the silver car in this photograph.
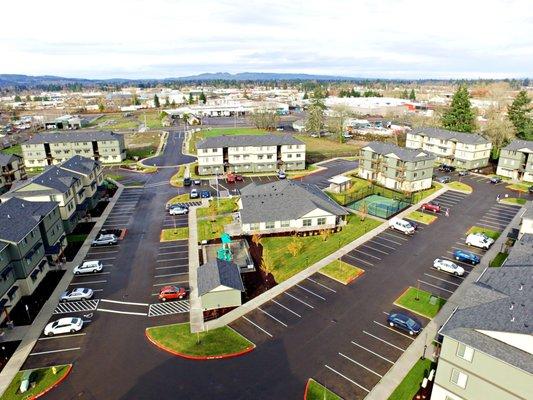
[60,288,94,302]
[91,234,118,246]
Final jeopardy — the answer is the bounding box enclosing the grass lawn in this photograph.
[197,198,238,218]
[0,144,22,156]
[466,226,501,240]
[197,215,233,242]
[66,234,88,243]
[501,197,527,205]
[124,131,162,148]
[408,211,437,225]
[126,146,156,160]
[319,260,364,284]
[326,177,372,205]
[146,323,253,357]
[411,183,443,203]
[2,364,71,400]
[167,193,192,205]
[506,182,530,193]
[490,252,508,268]
[190,128,267,154]
[170,165,186,187]
[394,287,446,318]
[104,173,125,181]
[262,215,381,283]
[447,181,473,193]
[89,113,138,130]
[388,358,435,400]
[161,227,189,241]
[306,379,342,400]
[295,134,359,162]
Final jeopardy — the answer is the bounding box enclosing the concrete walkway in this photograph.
[205,187,448,330]
[0,184,125,396]
[365,200,527,400]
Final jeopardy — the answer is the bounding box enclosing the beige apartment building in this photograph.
[0,154,26,194]
[21,131,126,167]
[496,139,533,183]
[406,128,492,170]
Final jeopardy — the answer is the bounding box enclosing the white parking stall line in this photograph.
[70,280,107,285]
[285,292,314,308]
[381,231,408,241]
[100,299,149,306]
[93,289,103,292]
[434,200,457,207]
[271,300,301,318]
[439,193,465,201]
[85,257,116,262]
[442,255,474,269]
[353,249,381,260]
[155,265,188,270]
[54,300,100,314]
[258,307,288,327]
[74,272,111,277]
[324,365,370,393]
[382,311,390,316]
[154,272,188,278]
[296,284,326,300]
[242,316,273,337]
[488,207,517,216]
[87,249,119,255]
[482,214,513,222]
[97,308,147,316]
[425,273,461,286]
[30,348,81,356]
[492,203,520,211]
[344,254,374,267]
[158,244,187,250]
[361,244,389,255]
[477,221,503,230]
[307,277,336,293]
[152,280,188,287]
[156,257,188,263]
[38,333,86,341]
[351,341,394,364]
[417,279,454,294]
[373,321,416,340]
[157,250,187,256]
[451,246,483,256]
[363,331,405,351]
[375,235,402,246]
[339,352,383,378]
[368,239,396,250]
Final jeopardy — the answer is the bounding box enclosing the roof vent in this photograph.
[519,283,523,291]
[509,302,514,310]
[7,214,10,219]
[511,317,515,322]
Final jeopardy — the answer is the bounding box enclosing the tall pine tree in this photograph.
[409,89,416,101]
[153,94,160,108]
[507,90,532,140]
[441,86,476,132]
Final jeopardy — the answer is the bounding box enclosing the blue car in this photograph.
[387,312,422,335]
[200,190,211,199]
[453,249,480,265]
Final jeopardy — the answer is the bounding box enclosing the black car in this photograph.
[528,185,533,194]
[183,177,192,186]
[458,170,469,176]
[490,176,502,184]
[387,312,422,335]
[439,164,455,173]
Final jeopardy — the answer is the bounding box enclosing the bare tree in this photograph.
[251,234,262,247]
[328,104,353,143]
[319,228,332,242]
[250,109,280,130]
[482,106,515,158]
[287,235,304,256]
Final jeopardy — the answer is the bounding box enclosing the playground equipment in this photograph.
[216,232,233,261]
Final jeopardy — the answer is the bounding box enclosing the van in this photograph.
[389,218,415,235]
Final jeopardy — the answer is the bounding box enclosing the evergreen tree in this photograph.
[171,99,176,107]
[25,95,31,102]
[303,91,308,100]
[188,93,194,104]
[409,89,416,101]
[441,86,476,132]
[199,91,207,104]
[507,90,533,140]
[14,95,21,102]
[164,97,170,107]
[401,89,409,99]
[153,94,160,108]
[350,88,357,97]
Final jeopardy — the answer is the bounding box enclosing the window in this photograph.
[450,369,468,389]
[280,220,290,227]
[267,155,273,159]
[250,223,260,230]
[296,153,301,158]
[287,154,292,158]
[317,217,326,225]
[303,219,312,227]
[265,221,275,229]
[456,343,474,362]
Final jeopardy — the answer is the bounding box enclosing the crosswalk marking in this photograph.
[53,300,100,314]
[148,300,190,317]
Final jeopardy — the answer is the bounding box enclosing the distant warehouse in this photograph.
[21,131,126,168]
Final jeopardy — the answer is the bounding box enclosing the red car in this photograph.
[226,173,236,183]
[235,174,244,182]
[421,202,441,213]
[158,286,187,302]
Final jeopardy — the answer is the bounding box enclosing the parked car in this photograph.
[528,185,533,194]
[169,206,188,215]
[277,171,286,179]
[44,317,83,336]
[386,312,422,335]
[458,170,469,176]
[200,190,211,198]
[421,201,441,213]
[437,176,451,183]
[433,258,465,276]
[343,133,353,139]
[193,179,201,185]
[489,176,502,184]
[91,234,118,247]
[465,232,494,250]
[226,173,236,183]
[276,127,284,131]
[60,288,94,302]
[389,217,416,235]
[439,164,455,172]
[452,249,480,265]
[190,189,199,199]
[235,174,244,182]
[158,285,188,302]
[183,177,192,186]
[73,260,103,275]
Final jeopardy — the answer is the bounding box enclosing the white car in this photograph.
[433,258,465,276]
[60,288,94,302]
[73,260,103,275]
[389,218,415,235]
[91,234,118,247]
[465,233,494,250]
[277,171,286,179]
[169,206,188,215]
[44,317,83,336]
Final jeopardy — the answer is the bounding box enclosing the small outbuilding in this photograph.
[197,258,244,311]
[327,175,352,193]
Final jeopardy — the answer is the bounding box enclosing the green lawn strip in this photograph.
[506,183,530,193]
[167,193,192,205]
[447,181,473,193]
[104,173,125,181]
[2,364,71,400]
[0,144,22,156]
[490,252,508,268]
[466,225,501,240]
[263,216,381,283]
[500,197,527,205]
[319,260,364,285]
[388,358,435,400]
[161,227,189,241]
[66,234,88,243]
[126,146,156,160]
[306,379,342,400]
[407,211,437,225]
[146,323,253,357]
[170,165,186,187]
[197,215,234,242]
[411,183,443,203]
[394,287,446,318]
[197,198,238,218]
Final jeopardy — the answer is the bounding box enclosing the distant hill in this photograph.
[173,72,360,81]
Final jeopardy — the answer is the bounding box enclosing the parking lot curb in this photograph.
[144,329,255,360]
[303,378,311,400]
[31,364,73,400]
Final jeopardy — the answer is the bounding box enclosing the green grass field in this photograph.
[306,379,342,400]
[490,252,508,267]
[197,215,233,242]
[447,181,473,193]
[394,287,446,318]
[167,193,192,205]
[466,226,501,240]
[320,260,364,284]
[388,358,435,400]
[161,227,189,241]
[408,211,437,225]
[197,198,238,218]
[295,134,358,162]
[0,144,22,156]
[2,365,71,400]
[506,182,530,193]
[501,197,527,205]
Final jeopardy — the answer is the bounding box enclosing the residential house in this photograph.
[21,131,126,168]
[0,153,26,194]
[197,258,244,311]
[358,142,435,192]
[406,128,492,170]
[196,134,306,175]
[496,140,533,183]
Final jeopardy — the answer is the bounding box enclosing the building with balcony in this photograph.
[496,140,533,183]
[406,128,492,170]
[358,142,435,192]
[196,134,305,175]
[0,154,26,194]
[59,155,104,210]
[21,131,125,168]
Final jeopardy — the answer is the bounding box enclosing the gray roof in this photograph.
[197,258,244,296]
[502,139,533,152]
[503,233,533,267]
[239,180,348,224]
[196,134,303,149]
[363,141,435,162]
[7,165,79,196]
[0,198,57,243]
[59,155,101,176]
[25,131,123,145]
[412,127,490,145]
[0,153,22,167]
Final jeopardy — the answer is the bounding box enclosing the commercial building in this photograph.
[496,140,533,183]
[406,128,492,170]
[197,258,244,311]
[0,154,26,194]
[196,134,306,175]
[358,142,435,192]
[21,131,126,168]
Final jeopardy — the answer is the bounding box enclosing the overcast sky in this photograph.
[1,0,532,79]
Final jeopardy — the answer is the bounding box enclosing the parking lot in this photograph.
[102,188,144,230]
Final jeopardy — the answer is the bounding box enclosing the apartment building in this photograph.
[0,198,65,323]
[406,128,492,170]
[196,134,305,175]
[431,235,532,400]
[358,141,435,192]
[21,131,126,168]
[59,155,104,210]
[496,139,533,183]
[0,154,26,194]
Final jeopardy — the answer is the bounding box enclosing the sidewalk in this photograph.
[0,184,125,397]
[364,200,526,400]
[204,187,448,330]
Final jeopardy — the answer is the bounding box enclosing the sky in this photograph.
[1,0,532,79]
